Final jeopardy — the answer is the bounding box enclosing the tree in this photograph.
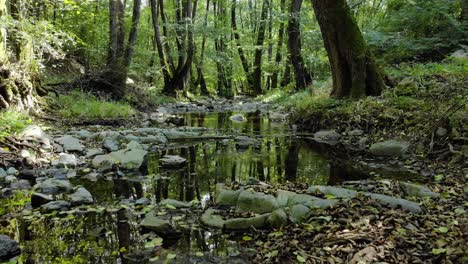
[287,0,312,91]
[312,0,384,98]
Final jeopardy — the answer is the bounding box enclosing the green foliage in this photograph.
[47,91,136,120]
[368,0,467,62]
[0,111,31,140]
[0,191,30,217]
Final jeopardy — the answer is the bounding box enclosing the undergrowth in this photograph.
[0,111,32,140]
[47,90,136,120]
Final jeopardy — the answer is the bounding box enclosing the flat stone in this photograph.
[6,167,17,175]
[31,192,54,208]
[126,141,144,150]
[35,179,73,195]
[369,140,409,157]
[160,155,187,168]
[19,125,50,145]
[399,182,439,198]
[10,180,31,190]
[236,190,279,214]
[70,187,93,205]
[40,200,71,213]
[0,235,20,260]
[86,148,105,158]
[267,208,288,228]
[58,153,77,166]
[55,135,84,152]
[200,209,225,228]
[140,212,174,235]
[103,138,119,152]
[224,213,270,230]
[160,199,190,208]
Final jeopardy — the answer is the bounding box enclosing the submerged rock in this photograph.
[92,147,148,170]
[369,140,409,157]
[0,235,20,260]
[70,187,93,205]
[140,212,174,235]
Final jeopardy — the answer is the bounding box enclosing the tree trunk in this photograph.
[124,0,142,68]
[251,0,269,96]
[287,0,312,91]
[271,0,286,89]
[312,0,384,98]
[108,0,118,65]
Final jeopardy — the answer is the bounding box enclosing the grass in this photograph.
[49,91,136,120]
[0,111,32,140]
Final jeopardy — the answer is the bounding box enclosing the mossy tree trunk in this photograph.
[0,0,39,111]
[312,0,384,98]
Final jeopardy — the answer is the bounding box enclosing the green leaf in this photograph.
[324,194,336,199]
[434,174,444,182]
[242,235,252,241]
[165,204,177,210]
[432,248,447,255]
[145,237,163,248]
[435,227,449,233]
[167,253,177,259]
[269,231,283,237]
[296,255,306,263]
[195,252,204,257]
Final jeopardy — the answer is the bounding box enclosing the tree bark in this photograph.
[124,0,142,68]
[251,0,269,96]
[271,0,286,89]
[287,0,312,91]
[312,0,384,98]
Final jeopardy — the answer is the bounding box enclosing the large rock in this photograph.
[236,190,279,214]
[399,182,439,198]
[19,125,50,145]
[224,213,270,230]
[36,179,73,195]
[70,187,93,205]
[160,155,187,168]
[140,212,174,235]
[55,135,84,152]
[276,190,317,207]
[288,204,311,223]
[10,180,31,190]
[86,148,105,158]
[103,138,119,152]
[267,208,288,228]
[307,186,358,199]
[314,130,342,145]
[200,209,225,228]
[40,200,71,213]
[215,184,243,206]
[0,235,20,260]
[92,148,148,170]
[369,140,409,157]
[31,192,54,208]
[58,153,78,167]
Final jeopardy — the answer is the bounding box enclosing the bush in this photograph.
[0,111,31,140]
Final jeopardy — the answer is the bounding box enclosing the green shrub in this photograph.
[0,111,32,140]
[49,91,136,120]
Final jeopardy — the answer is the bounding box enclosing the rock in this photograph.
[288,204,311,223]
[126,141,144,150]
[224,213,271,230]
[70,130,93,140]
[0,235,20,260]
[307,186,358,199]
[269,112,287,123]
[53,143,64,153]
[83,172,100,181]
[436,127,448,137]
[70,187,93,205]
[348,129,364,136]
[10,180,31,190]
[31,192,54,208]
[200,209,225,228]
[0,188,13,198]
[267,208,288,228]
[229,114,247,123]
[6,167,17,175]
[365,193,422,214]
[399,182,439,198]
[358,137,369,149]
[0,168,6,177]
[118,149,148,170]
[4,175,17,184]
[236,190,279,214]
[246,177,260,185]
[160,199,190,208]
[103,138,119,152]
[314,130,341,145]
[304,198,338,209]
[451,49,466,59]
[276,190,316,207]
[40,200,71,213]
[160,155,187,168]
[55,135,84,152]
[216,188,243,206]
[58,153,77,167]
[140,212,174,235]
[20,149,32,158]
[92,154,116,171]
[36,179,73,195]
[369,140,409,157]
[136,197,151,206]
[19,125,50,145]
[86,148,105,158]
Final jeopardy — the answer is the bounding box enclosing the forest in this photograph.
[0,0,466,263]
